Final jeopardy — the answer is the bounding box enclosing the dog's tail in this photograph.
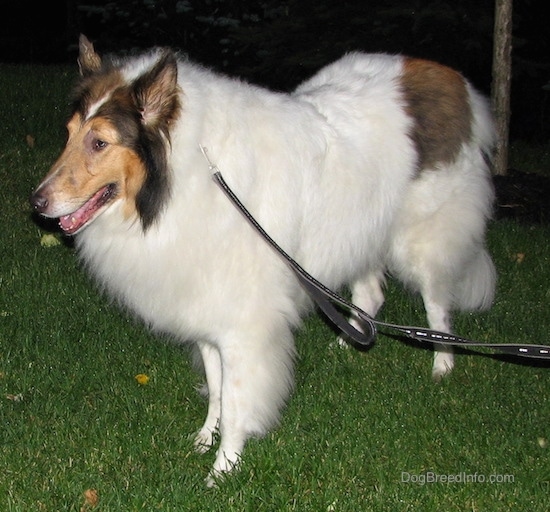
[453,85,496,312]
[456,248,497,311]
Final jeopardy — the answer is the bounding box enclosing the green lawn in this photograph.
[0,65,549,511]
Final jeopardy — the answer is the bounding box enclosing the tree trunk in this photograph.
[491,0,513,176]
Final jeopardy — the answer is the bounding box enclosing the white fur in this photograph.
[74,52,496,484]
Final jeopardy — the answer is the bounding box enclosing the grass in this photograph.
[1,64,549,511]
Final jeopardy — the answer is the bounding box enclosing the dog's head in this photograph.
[31,35,181,234]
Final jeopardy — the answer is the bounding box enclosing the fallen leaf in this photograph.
[40,233,61,247]
[538,437,547,448]
[135,373,150,385]
[6,393,23,402]
[514,252,525,263]
[26,134,35,148]
[81,488,99,511]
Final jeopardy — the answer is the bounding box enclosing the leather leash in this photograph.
[200,146,550,361]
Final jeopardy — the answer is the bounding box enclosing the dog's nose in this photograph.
[30,191,49,213]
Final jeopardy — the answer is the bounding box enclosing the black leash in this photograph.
[200,146,550,361]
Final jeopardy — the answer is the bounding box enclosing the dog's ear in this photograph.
[132,50,180,129]
[78,34,102,76]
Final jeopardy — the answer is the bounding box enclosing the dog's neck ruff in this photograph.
[199,145,550,361]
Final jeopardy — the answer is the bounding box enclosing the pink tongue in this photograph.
[59,210,89,234]
[59,186,110,234]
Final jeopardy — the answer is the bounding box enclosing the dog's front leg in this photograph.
[194,341,222,453]
[205,339,250,487]
[206,323,295,487]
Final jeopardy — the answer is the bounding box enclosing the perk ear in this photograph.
[132,50,180,129]
[78,34,102,76]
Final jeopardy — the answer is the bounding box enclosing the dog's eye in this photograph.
[93,139,108,151]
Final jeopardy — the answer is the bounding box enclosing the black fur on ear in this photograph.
[132,51,181,230]
[134,129,172,231]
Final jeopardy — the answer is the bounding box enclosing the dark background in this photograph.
[1,0,549,142]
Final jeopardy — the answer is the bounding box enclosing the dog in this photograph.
[31,35,496,485]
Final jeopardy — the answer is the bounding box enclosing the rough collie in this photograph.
[31,35,496,485]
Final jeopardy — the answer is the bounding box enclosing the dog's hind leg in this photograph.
[336,271,385,347]
[390,223,457,381]
[194,341,222,453]
[421,289,454,382]
[394,243,456,381]
[427,249,496,381]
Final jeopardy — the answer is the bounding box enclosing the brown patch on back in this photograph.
[401,58,472,171]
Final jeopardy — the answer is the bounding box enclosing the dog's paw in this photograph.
[194,428,218,454]
[432,351,454,383]
[205,470,224,488]
[205,449,241,487]
[330,336,351,349]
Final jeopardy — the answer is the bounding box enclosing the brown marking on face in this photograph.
[32,40,180,232]
[35,113,146,221]
[401,58,472,171]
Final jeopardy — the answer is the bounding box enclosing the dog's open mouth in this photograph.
[59,184,117,234]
